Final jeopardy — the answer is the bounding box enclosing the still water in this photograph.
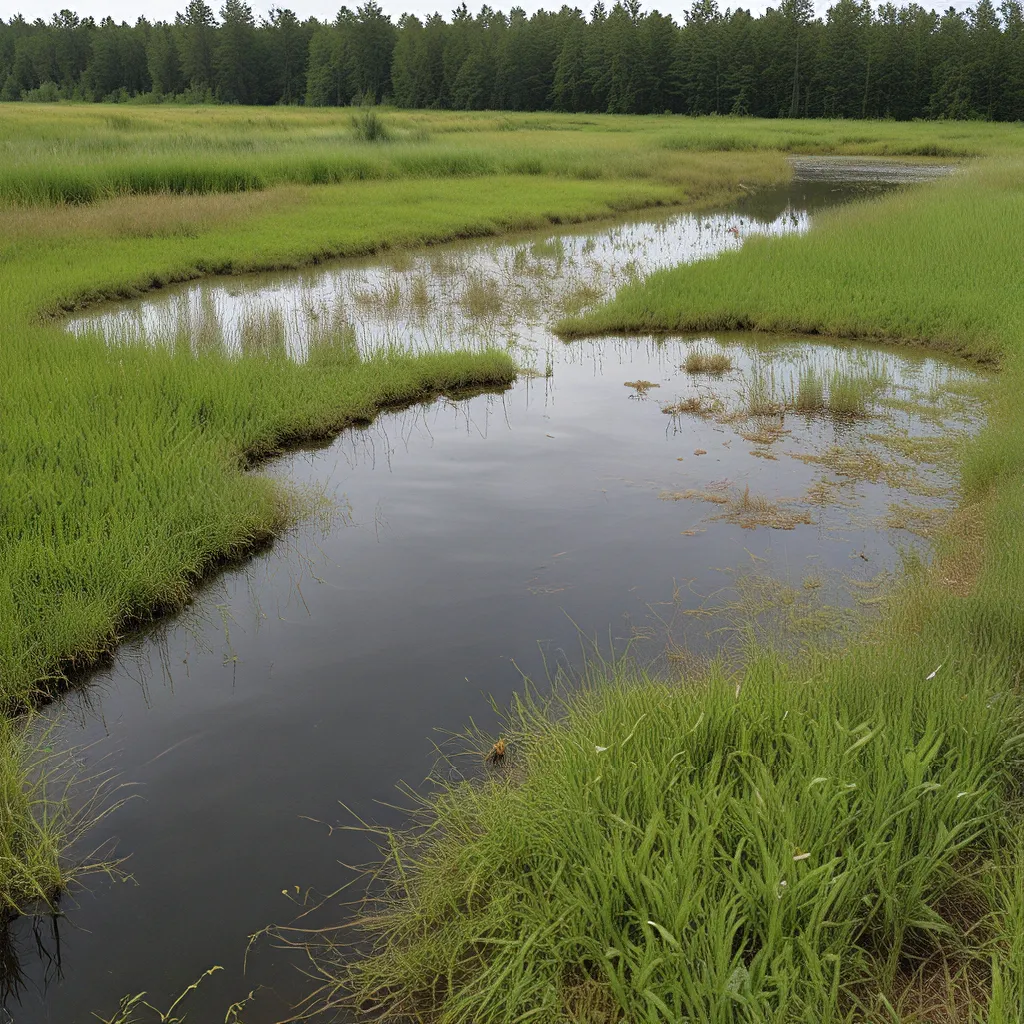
[6,159,978,1023]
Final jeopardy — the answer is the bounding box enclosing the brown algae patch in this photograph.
[625,379,659,395]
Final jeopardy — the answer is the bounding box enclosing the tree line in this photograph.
[3,0,1024,119]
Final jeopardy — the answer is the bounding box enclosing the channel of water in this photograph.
[5,157,980,1024]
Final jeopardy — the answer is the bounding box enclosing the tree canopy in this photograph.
[2,0,1023,119]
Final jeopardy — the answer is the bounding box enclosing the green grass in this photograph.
[280,138,1024,1019]
[0,111,796,914]
[302,648,1024,1022]
[1,106,1022,208]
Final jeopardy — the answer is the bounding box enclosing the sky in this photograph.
[0,0,973,29]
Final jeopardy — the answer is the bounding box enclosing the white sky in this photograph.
[1,0,974,29]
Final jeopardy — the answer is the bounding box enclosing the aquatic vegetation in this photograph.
[661,395,714,416]
[683,346,732,375]
[663,485,813,530]
[792,365,825,412]
[461,274,504,319]
[623,379,659,395]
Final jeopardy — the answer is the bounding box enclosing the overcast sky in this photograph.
[0,0,974,29]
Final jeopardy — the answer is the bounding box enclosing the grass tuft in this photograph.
[683,346,733,375]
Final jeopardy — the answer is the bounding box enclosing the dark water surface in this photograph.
[7,159,978,1023]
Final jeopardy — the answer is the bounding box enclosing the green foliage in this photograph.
[307,650,1024,1021]
[351,104,392,142]
[4,1,1024,118]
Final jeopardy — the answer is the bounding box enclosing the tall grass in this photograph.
[279,146,1024,1019]
[2,107,1022,209]
[296,647,1024,1022]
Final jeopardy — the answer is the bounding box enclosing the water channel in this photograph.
[5,158,982,1023]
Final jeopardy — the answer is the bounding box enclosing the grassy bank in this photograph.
[0,109,798,913]
[295,148,1024,1018]
[3,107,1023,207]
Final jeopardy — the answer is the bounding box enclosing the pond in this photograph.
[7,158,981,1024]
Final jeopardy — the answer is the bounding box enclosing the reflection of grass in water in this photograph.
[530,237,565,262]
[683,346,732,375]
[239,308,287,360]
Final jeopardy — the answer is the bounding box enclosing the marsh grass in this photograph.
[623,379,659,395]
[0,716,125,916]
[683,345,733,375]
[281,645,1024,1023]
[828,368,877,417]
[793,365,826,412]
[351,108,393,144]
[461,274,504,318]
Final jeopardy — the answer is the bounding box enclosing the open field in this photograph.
[2,107,1024,206]
[268,125,1024,1019]
[4,106,1024,1017]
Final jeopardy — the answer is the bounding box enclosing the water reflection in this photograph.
[66,158,952,365]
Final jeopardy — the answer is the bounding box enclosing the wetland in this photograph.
[4,157,992,1022]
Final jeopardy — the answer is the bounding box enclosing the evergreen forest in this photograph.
[2,0,1023,124]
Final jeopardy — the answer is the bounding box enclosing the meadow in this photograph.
[3,105,1024,1020]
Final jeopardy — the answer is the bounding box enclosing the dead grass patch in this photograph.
[624,379,659,395]
[0,187,301,244]
[662,485,813,530]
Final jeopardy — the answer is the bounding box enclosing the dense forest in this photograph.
[2,0,1023,119]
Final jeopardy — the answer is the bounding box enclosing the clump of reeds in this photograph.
[793,365,825,412]
[827,369,873,417]
[683,346,732,375]
[462,274,504,318]
[662,395,706,415]
[351,107,392,143]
